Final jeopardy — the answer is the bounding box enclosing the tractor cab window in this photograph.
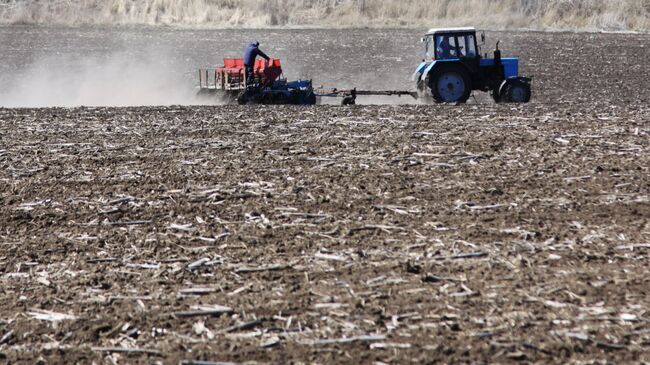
[424,35,435,60]
[435,33,478,59]
[463,35,477,57]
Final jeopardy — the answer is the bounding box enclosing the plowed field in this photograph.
[0,31,649,364]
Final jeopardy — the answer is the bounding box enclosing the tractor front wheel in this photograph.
[503,80,531,103]
[429,65,471,103]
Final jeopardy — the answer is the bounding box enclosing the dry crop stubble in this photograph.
[0,31,649,363]
[0,100,648,363]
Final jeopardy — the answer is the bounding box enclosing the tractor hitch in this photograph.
[316,88,419,105]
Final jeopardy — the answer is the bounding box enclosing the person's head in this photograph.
[252,41,260,47]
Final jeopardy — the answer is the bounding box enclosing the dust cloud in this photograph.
[0,51,204,107]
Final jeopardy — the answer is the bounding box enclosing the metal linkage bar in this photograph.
[316,88,418,99]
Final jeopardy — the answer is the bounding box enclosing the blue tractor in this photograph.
[413,27,531,103]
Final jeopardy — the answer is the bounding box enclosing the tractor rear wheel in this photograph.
[429,65,471,103]
[504,80,531,103]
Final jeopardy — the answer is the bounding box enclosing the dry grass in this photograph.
[0,0,648,30]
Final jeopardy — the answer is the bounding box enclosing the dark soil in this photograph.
[0,31,649,364]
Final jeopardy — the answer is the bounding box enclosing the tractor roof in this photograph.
[426,27,476,35]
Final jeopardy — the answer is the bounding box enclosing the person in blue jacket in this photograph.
[244,41,270,87]
[437,36,453,59]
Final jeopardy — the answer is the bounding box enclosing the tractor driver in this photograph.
[436,35,454,59]
[244,41,271,87]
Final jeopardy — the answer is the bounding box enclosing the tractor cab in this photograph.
[423,27,478,61]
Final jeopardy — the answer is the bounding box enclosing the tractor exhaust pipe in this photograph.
[494,40,502,65]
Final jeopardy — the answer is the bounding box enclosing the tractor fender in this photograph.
[412,61,429,81]
[498,77,531,99]
[420,59,467,83]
